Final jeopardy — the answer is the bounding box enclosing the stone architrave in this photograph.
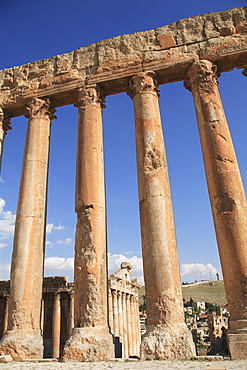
[186,60,247,360]
[0,109,11,171]
[52,292,61,359]
[62,85,114,361]
[0,98,55,360]
[128,71,195,360]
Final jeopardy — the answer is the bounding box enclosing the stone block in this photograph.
[227,332,247,359]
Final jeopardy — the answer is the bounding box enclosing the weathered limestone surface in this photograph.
[62,85,114,361]
[1,7,247,117]
[128,71,195,360]
[0,98,55,360]
[186,60,247,360]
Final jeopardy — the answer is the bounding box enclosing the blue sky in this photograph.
[0,0,246,284]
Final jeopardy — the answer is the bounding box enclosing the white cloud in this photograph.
[0,177,5,184]
[181,263,219,281]
[46,223,66,234]
[56,238,72,245]
[0,198,15,239]
[53,223,66,231]
[108,253,144,285]
[44,256,74,280]
[0,263,10,280]
[0,243,7,249]
[46,240,55,246]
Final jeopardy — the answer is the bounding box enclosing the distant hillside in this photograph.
[138,280,227,307]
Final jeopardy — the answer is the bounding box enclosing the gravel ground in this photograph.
[0,359,246,370]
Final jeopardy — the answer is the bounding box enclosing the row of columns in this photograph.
[0,60,246,360]
[109,289,141,358]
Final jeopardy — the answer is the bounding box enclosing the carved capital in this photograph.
[54,291,60,300]
[0,109,12,134]
[75,84,106,109]
[184,60,219,92]
[112,289,117,299]
[25,97,57,120]
[128,71,160,99]
[68,290,74,299]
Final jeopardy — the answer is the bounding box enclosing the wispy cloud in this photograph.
[0,243,7,249]
[44,256,74,280]
[46,240,55,246]
[46,223,66,234]
[56,238,72,245]
[0,177,5,184]
[0,198,15,240]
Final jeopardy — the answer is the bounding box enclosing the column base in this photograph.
[0,330,43,360]
[62,326,114,361]
[140,324,196,360]
[227,326,247,359]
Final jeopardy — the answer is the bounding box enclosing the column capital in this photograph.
[68,290,74,299]
[0,109,12,134]
[184,60,220,92]
[54,291,60,300]
[128,71,159,100]
[75,84,106,109]
[25,97,57,120]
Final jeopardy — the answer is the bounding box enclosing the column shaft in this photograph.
[122,293,128,358]
[126,294,133,356]
[128,71,195,360]
[0,98,55,360]
[62,85,114,361]
[3,296,9,335]
[130,296,136,356]
[112,290,119,338]
[68,292,74,337]
[117,291,123,353]
[52,292,61,359]
[108,288,113,334]
[186,60,247,359]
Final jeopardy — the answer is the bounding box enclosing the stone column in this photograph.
[126,294,133,356]
[117,291,123,349]
[128,71,195,360]
[62,85,114,361]
[122,292,128,358]
[108,288,114,334]
[52,292,61,359]
[68,291,74,337]
[0,109,11,171]
[3,296,9,335]
[186,60,247,360]
[0,98,55,360]
[130,295,136,356]
[112,290,119,338]
[134,296,141,355]
[40,296,45,336]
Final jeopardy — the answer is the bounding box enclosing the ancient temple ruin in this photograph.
[0,5,247,361]
[0,263,140,359]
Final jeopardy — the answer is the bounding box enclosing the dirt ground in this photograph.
[0,359,246,370]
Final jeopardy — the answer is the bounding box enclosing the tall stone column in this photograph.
[108,288,114,334]
[0,109,11,171]
[130,295,136,355]
[3,295,9,335]
[62,85,114,361]
[134,296,141,355]
[186,60,247,360]
[68,291,74,337]
[112,290,119,338]
[52,292,61,359]
[128,71,195,360]
[122,292,129,358]
[0,98,55,360]
[126,294,133,356]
